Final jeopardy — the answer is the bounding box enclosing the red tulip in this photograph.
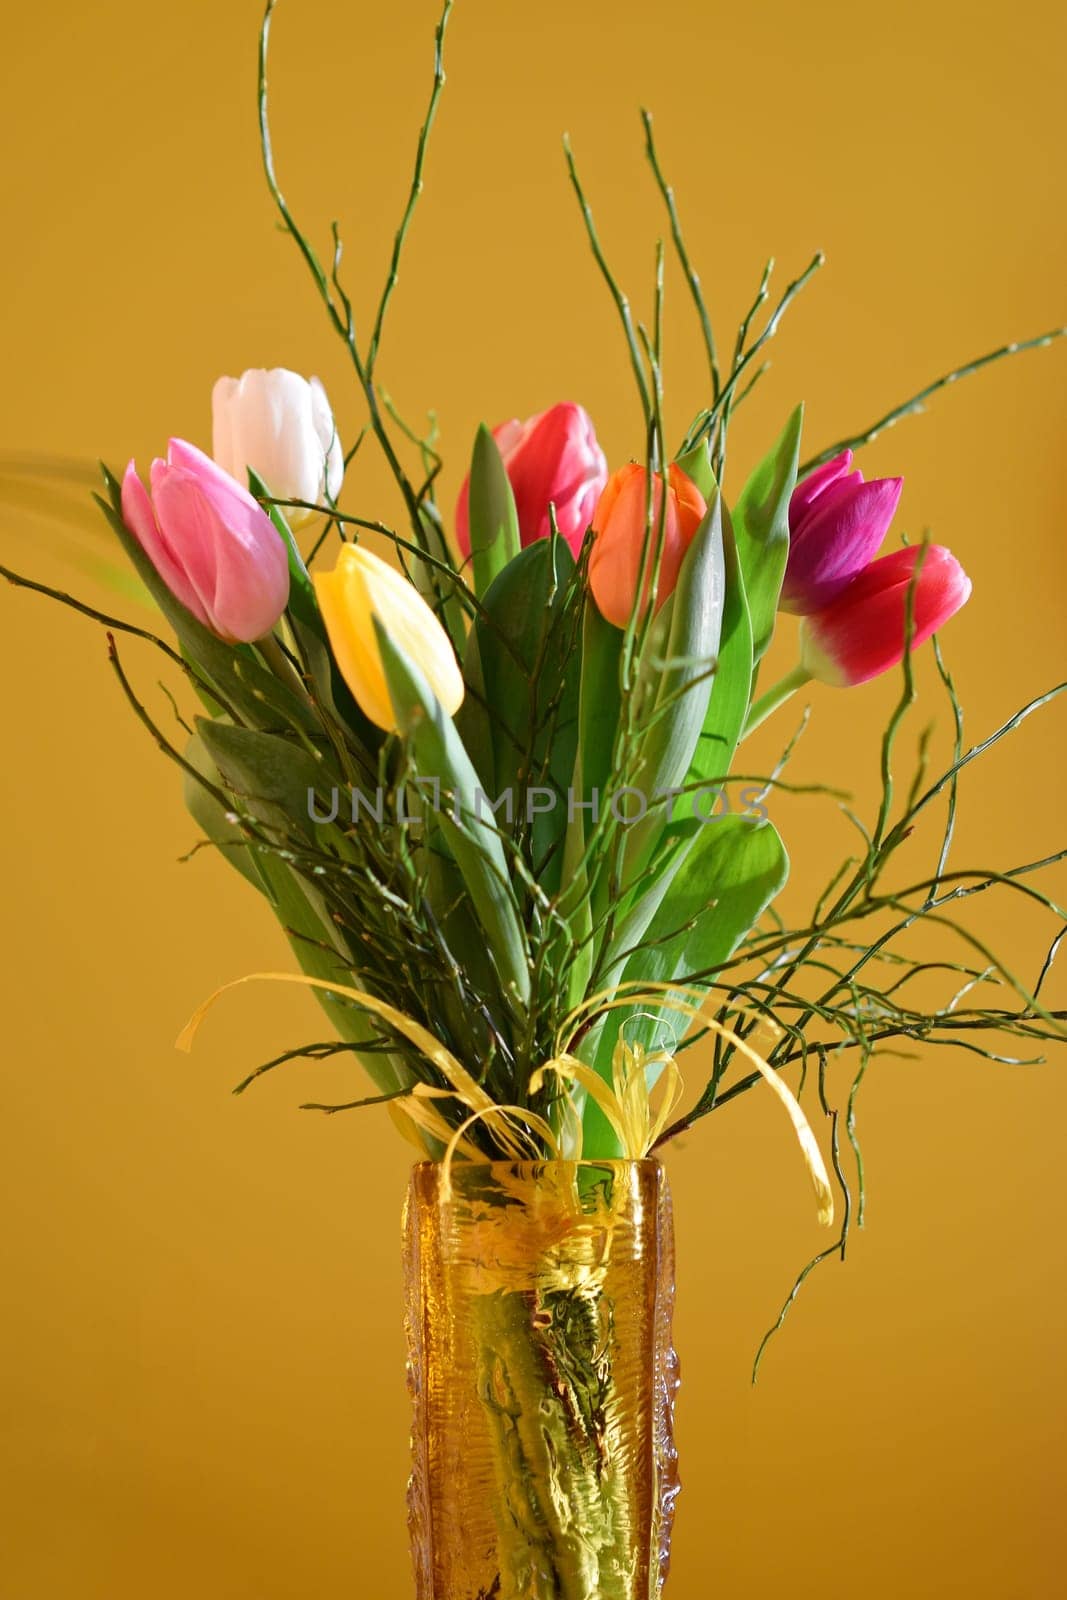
[588,462,707,629]
[455,402,607,559]
[800,545,972,686]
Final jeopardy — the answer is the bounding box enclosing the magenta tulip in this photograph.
[799,545,972,687]
[782,449,903,614]
[455,401,608,559]
[121,439,290,642]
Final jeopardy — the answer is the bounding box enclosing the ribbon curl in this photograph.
[178,972,834,1227]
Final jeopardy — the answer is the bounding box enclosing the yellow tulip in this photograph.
[314,544,464,732]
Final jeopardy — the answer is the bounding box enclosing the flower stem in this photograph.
[742,662,812,740]
[257,631,308,699]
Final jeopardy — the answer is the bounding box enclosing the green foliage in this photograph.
[620,492,726,875]
[377,619,533,1010]
[194,719,325,842]
[688,506,753,783]
[579,814,789,1159]
[467,423,521,597]
[457,537,582,899]
[730,405,802,661]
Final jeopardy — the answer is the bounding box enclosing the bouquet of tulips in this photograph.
[5,0,1064,1356]
[112,377,971,1191]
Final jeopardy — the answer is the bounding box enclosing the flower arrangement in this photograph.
[4,0,1064,1590]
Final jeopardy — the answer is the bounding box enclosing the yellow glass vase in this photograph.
[403,1159,680,1599]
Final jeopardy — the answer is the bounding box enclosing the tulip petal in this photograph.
[800,544,972,686]
[314,545,463,732]
[212,369,344,526]
[150,455,224,622]
[508,401,608,553]
[246,368,320,508]
[121,459,212,629]
[588,462,706,629]
[455,403,607,559]
[783,474,904,613]
[153,446,289,641]
[787,448,854,528]
[309,375,344,503]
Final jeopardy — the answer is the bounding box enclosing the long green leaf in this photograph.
[377,622,532,1008]
[182,731,274,896]
[621,487,726,878]
[181,732,409,1098]
[459,537,580,898]
[195,718,326,842]
[468,423,521,597]
[247,466,318,630]
[253,848,411,1097]
[689,503,753,783]
[580,812,788,1157]
[731,404,802,661]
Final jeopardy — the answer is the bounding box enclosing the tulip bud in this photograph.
[314,544,464,732]
[799,544,972,687]
[121,439,290,643]
[455,402,607,559]
[212,368,343,527]
[588,462,707,629]
[781,449,903,614]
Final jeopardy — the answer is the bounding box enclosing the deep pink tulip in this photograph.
[121,439,290,642]
[782,449,903,614]
[800,545,972,687]
[455,402,608,559]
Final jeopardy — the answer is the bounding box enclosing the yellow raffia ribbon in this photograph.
[529,1038,684,1163]
[178,972,833,1227]
[177,971,560,1193]
[547,982,834,1226]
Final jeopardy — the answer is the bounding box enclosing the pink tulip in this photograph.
[455,402,608,559]
[799,545,972,687]
[782,449,903,614]
[121,439,290,642]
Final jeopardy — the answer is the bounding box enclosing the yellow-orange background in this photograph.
[2,1,1065,1594]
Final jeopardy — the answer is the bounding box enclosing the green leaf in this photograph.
[453,620,495,793]
[459,537,581,898]
[675,434,716,499]
[468,423,521,597]
[182,731,273,896]
[557,601,621,1001]
[621,487,726,875]
[627,812,789,1003]
[409,501,470,658]
[688,503,753,784]
[376,620,532,1008]
[571,600,622,840]
[251,848,411,1098]
[731,404,803,661]
[195,718,327,842]
[579,812,789,1157]
[247,466,319,632]
[289,612,382,757]
[182,729,409,1098]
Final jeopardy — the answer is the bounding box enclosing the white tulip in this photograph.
[212,367,343,527]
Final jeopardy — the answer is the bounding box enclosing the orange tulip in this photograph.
[588,462,706,628]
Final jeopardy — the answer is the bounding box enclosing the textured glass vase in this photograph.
[403,1159,680,1599]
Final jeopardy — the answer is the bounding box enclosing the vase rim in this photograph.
[409,1157,664,1173]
